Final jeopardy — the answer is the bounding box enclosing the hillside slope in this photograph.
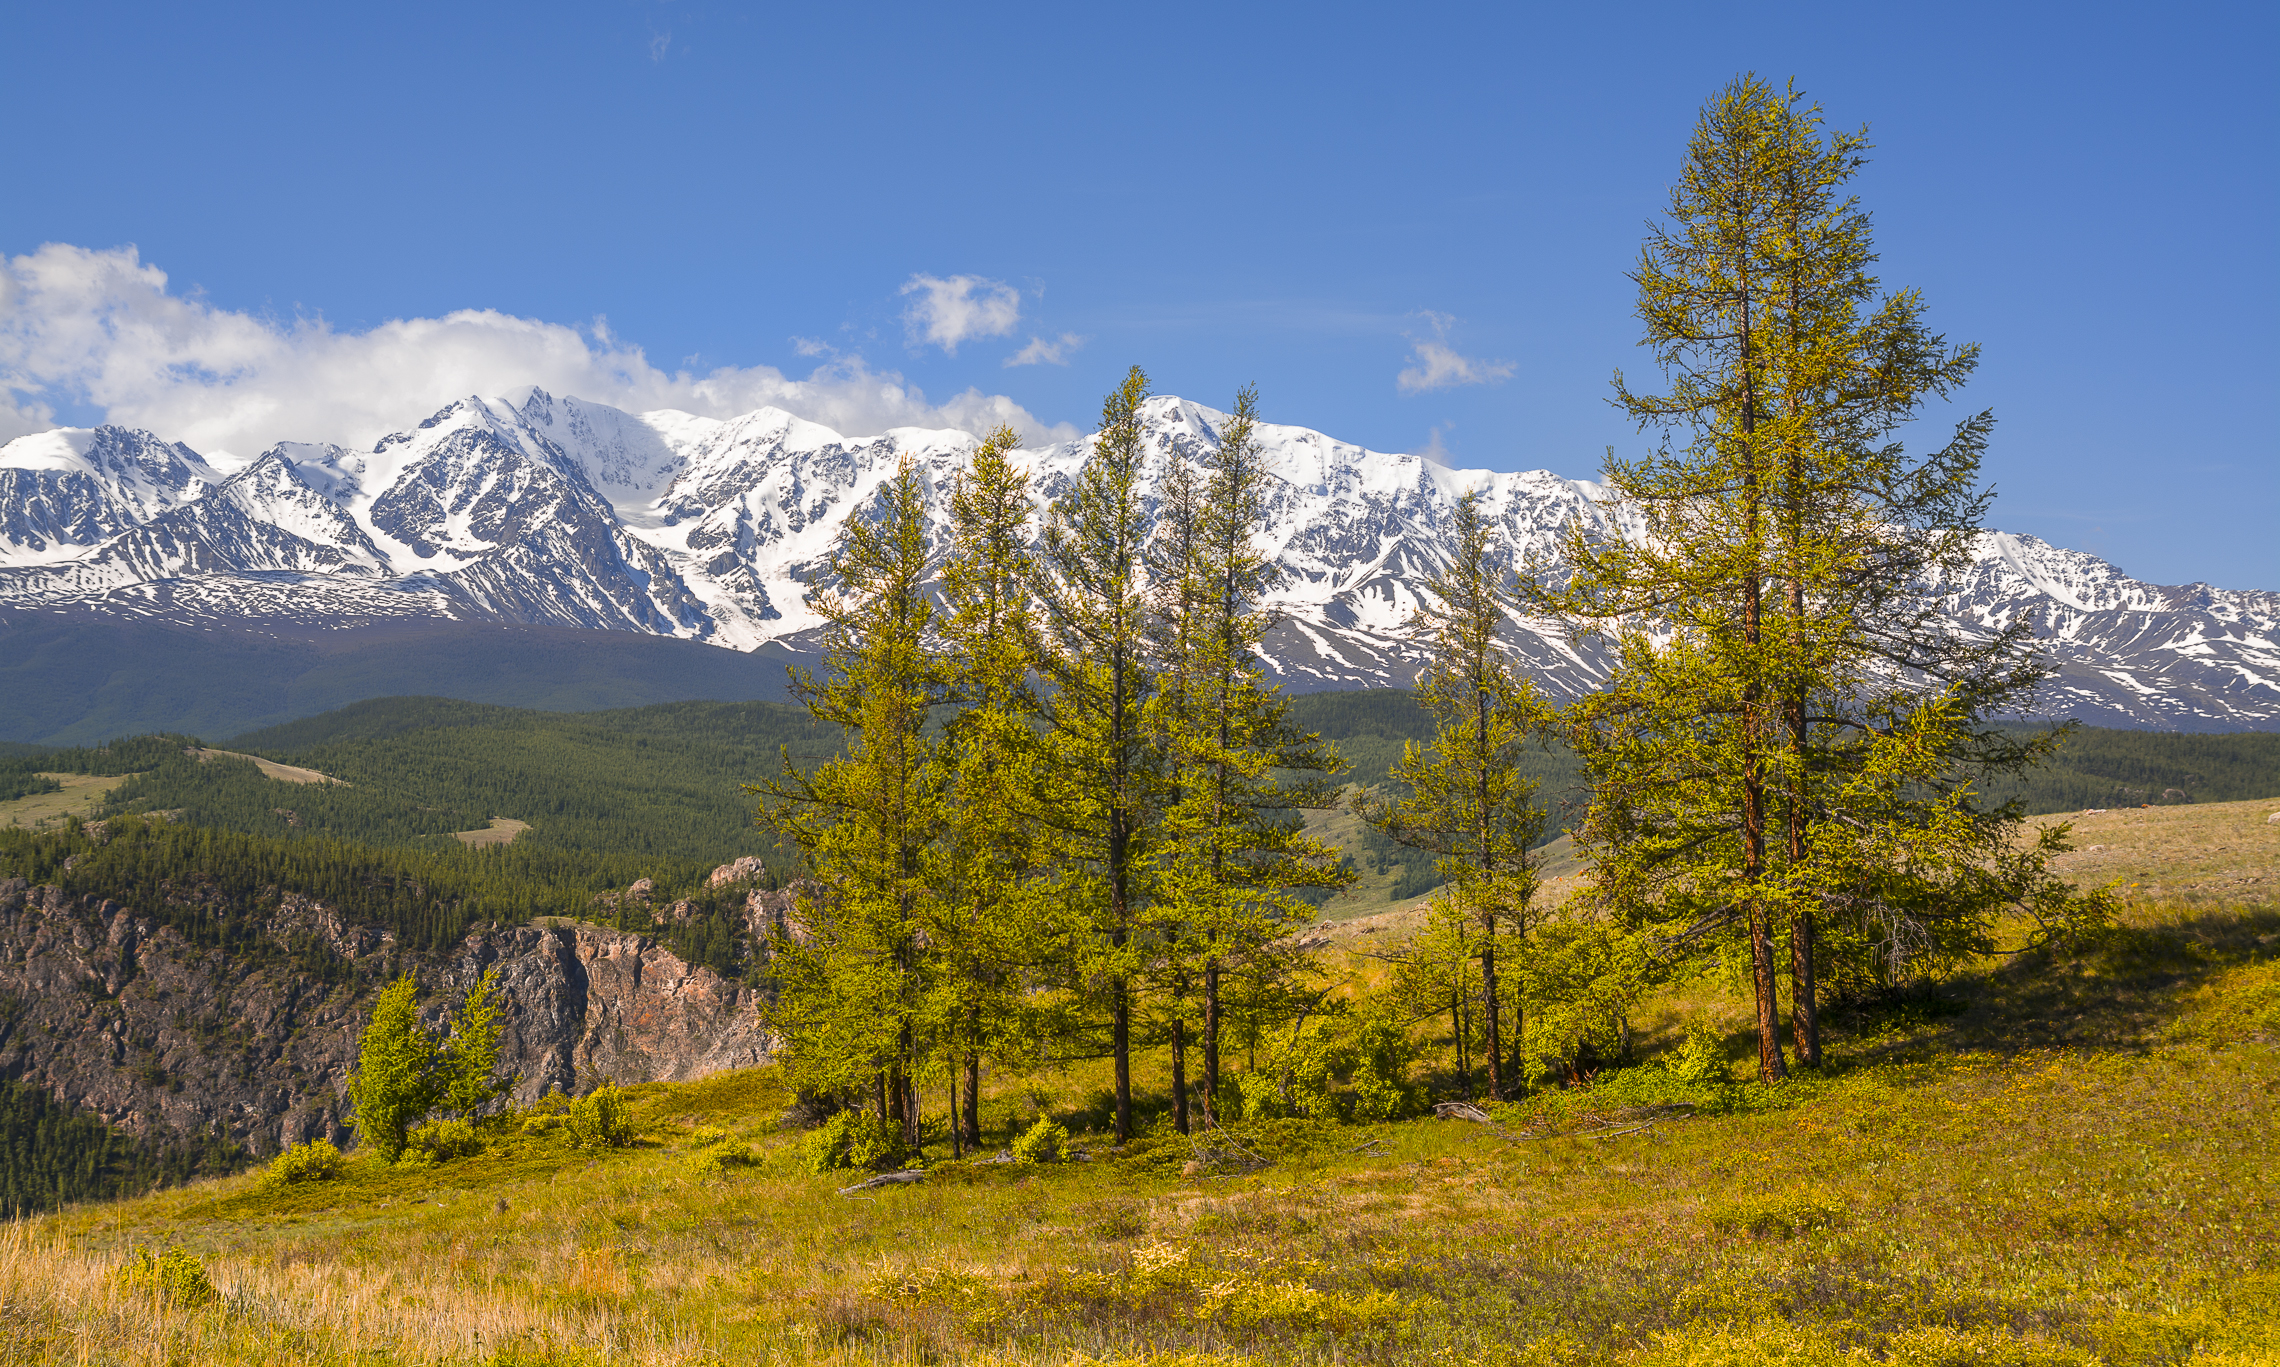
[4,894,2273,1366]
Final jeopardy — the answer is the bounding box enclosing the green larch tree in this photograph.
[1151,386,1351,1127]
[937,424,1060,1152]
[757,460,949,1149]
[1358,490,1558,1101]
[1036,367,1159,1142]
[1538,75,2109,1082]
[345,970,505,1163]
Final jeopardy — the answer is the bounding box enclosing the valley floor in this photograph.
[4,895,2277,1366]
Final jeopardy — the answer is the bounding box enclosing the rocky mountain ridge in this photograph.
[1,393,2273,731]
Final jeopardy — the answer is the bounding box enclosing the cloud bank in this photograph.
[1396,310,1515,395]
[0,243,1077,460]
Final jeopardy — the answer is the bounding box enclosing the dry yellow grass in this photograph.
[451,817,532,847]
[2030,796,2280,904]
[187,747,345,786]
[0,772,127,829]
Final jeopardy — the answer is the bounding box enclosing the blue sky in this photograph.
[2,0,2273,588]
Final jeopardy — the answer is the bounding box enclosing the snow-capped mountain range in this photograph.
[1,393,2274,731]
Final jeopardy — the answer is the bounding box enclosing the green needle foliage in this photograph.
[1358,491,1562,1101]
[1148,386,1351,1131]
[1535,75,2112,1081]
[346,970,506,1163]
[757,460,950,1149]
[1036,367,1160,1142]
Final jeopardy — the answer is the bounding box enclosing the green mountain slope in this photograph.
[80,699,835,873]
[0,615,808,745]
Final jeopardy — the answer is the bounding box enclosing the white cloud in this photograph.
[1003,332,1083,367]
[1396,311,1515,395]
[0,243,1078,458]
[899,273,1021,355]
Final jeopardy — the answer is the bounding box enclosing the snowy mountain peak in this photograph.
[0,396,2272,731]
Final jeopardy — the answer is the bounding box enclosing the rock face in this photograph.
[0,876,771,1155]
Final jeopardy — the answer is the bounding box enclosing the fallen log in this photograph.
[1433,1101,1499,1125]
[838,1170,926,1194]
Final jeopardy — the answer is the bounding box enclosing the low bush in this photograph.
[801,1109,909,1174]
[1012,1117,1069,1165]
[261,1139,347,1187]
[402,1118,481,1166]
[118,1245,218,1307]
[1708,1189,1849,1237]
[564,1086,633,1150]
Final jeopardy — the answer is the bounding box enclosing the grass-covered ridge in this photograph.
[4,893,2273,1366]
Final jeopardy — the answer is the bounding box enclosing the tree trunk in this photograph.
[1510,943,1526,1092]
[1111,983,1132,1142]
[1791,910,1820,1067]
[948,1067,961,1158]
[963,1051,980,1148]
[1480,920,1505,1102]
[1170,1017,1189,1134]
[1454,984,1471,1099]
[1748,899,1787,1083]
[1201,958,1220,1127]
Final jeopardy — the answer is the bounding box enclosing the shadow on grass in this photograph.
[1890,904,2280,1056]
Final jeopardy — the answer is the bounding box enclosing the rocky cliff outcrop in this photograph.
[0,876,772,1156]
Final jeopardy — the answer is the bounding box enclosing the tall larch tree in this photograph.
[1148,388,1351,1130]
[1538,76,2110,1082]
[1037,367,1159,1142]
[937,424,1057,1152]
[1358,490,1556,1101]
[757,460,948,1148]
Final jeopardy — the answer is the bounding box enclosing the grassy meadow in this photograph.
[7,870,2277,1366]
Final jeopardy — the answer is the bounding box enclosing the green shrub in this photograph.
[118,1245,218,1307]
[1665,1020,1730,1086]
[801,1110,910,1174]
[688,1145,754,1181]
[261,1139,347,1188]
[1708,1189,1849,1237]
[689,1125,731,1148]
[564,1086,633,1150]
[403,1117,481,1165]
[1012,1117,1069,1165]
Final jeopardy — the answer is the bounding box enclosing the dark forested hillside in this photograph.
[1283,692,2280,817]
[1282,690,1591,803]
[13,695,2272,914]
[2,736,205,804]
[1980,725,2280,810]
[65,699,837,871]
[0,613,810,745]
[0,1078,242,1217]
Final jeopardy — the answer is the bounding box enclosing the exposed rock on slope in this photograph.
[0,876,770,1155]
